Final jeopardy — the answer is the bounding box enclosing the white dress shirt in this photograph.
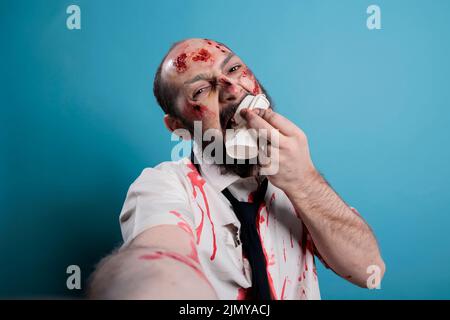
[119,146,322,300]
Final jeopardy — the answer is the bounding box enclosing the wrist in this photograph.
[284,166,323,200]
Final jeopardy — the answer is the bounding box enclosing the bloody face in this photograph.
[162,38,268,177]
[163,38,264,133]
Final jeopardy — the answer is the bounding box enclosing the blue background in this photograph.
[1,0,449,299]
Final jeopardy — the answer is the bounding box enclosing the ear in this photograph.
[163,114,191,141]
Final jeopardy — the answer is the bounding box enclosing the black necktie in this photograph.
[222,178,272,300]
[190,151,272,300]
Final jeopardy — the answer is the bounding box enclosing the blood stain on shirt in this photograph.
[266,193,276,227]
[301,287,307,299]
[257,201,267,229]
[268,252,276,266]
[188,238,200,263]
[247,190,256,203]
[236,287,251,300]
[289,228,294,248]
[259,214,265,224]
[169,210,194,235]
[256,207,278,300]
[187,162,217,260]
[280,277,288,300]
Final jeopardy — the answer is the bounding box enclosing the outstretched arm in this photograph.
[88,224,217,299]
[242,107,385,288]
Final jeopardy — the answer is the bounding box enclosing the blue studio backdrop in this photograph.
[1,0,450,299]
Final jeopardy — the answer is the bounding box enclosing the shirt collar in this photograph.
[191,142,265,227]
[192,141,241,192]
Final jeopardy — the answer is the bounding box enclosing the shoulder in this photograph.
[119,157,195,244]
[129,157,192,191]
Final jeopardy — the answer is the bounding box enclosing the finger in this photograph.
[258,141,275,167]
[259,151,280,176]
[241,109,282,147]
[241,108,275,132]
[255,108,299,137]
[256,126,281,148]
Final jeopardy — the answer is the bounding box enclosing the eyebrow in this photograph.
[183,52,236,85]
[220,52,235,69]
[183,73,211,85]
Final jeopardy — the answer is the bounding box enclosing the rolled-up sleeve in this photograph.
[119,166,195,245]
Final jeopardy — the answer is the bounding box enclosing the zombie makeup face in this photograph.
[162,38,271,177]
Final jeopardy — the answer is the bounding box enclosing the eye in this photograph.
[228,64,241,73]
[193,86,210,99]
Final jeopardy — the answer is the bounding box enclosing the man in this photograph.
[88,38,385,300]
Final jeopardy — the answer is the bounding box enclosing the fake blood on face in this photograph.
[173,53,188,73]
[241,68,260,94]
[252,77,261,95]
[184,102,211,119]
[173,44,216,73]
[192,48,212,62]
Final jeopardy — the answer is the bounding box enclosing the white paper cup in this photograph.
[225,128,258,159]
[225,94,270,160]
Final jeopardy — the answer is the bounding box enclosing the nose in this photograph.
[217,75,243,104]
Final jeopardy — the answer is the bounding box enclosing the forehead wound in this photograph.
[165,39,230,76]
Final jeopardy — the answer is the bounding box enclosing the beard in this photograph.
[214,99,259,178]
[182,83,274,178]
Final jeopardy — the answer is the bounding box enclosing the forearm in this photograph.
[88,245,218,299]
[285,169,385,287]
